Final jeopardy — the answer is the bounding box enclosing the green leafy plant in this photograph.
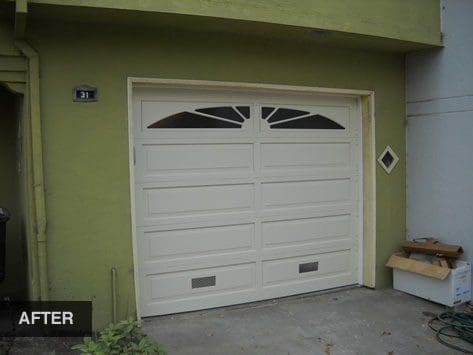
[72,319,166,354]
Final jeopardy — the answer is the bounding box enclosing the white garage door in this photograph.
[132,86,362,317]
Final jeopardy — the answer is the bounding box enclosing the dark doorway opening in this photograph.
[0,84,27,300]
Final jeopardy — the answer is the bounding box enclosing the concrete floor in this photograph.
[143,287,462,355]
[1,287,465,354]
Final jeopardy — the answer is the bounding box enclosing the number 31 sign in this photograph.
[73,85,98,102]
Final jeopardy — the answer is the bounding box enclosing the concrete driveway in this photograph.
[143,287,461,355]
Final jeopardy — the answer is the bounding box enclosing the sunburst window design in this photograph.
[262,107,275,119]
[267,108,310,123]
[147,106,250,129]
[261,107,345,130]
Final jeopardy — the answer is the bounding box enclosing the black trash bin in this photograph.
[0,208,10,283]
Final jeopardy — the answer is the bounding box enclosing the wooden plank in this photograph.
[402,240,463,258]
[386,253,450,280]
[439,259,449,268]
[362,94,376,288]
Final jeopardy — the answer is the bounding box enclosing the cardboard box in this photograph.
[386,253,471,307]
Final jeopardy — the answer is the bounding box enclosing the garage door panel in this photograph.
[142,290,259,317]
[139,213,258,229]
[262,179,351,210]
[133,88,361,316]
[259,170,353,182]
[259,205,354,222]
[136,143,254,181]
[146,263,257,301]
[138,214,258,231]
[262,250,353,286]
[138,176,258,189]
[262,238,353,261]
[140,224,255,260]
[259,137,355,144]
[262,214,351,248]
[141,251,258,274]
[141,183,255,218]
[261,142,351,173]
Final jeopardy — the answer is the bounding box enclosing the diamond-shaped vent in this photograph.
[378,146,399,174]
[381,151,394,168]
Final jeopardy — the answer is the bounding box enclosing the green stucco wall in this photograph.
[28,0,442,47]
[0,85,27,300]
[27,21,406,329]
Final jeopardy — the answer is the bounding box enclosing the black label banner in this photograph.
[0,301,92,337]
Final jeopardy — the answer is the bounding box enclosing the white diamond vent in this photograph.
[378,146,399,174]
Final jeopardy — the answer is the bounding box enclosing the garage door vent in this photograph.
[377,146,399,174]
[299,262,319,273]
[191,276,216,288]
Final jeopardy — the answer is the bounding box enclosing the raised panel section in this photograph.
[262,250,352,286]
[261,143,350,172]
[140,143,253,178]
[148,263,256,301]
[262,179,351,209]
[144,183,254,217]
[141,251,258,274]
[262,214,351,248]
[142,224,255,259]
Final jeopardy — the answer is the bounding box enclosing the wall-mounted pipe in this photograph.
[14,0,49,301]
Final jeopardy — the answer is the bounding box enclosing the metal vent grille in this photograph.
[191,276,216,289]
[299,262,319,273]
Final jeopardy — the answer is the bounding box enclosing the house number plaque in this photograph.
[73,85,98,102]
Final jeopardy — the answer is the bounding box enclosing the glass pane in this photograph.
[267,108,309,123]
[271,114,344,129]
[147,112,241,129]
[236,106,250,119]
[381,151,394,168]
[261,107,275,119]
[196,107,244,123]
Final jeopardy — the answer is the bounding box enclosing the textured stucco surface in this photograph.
[26,0,442,46]
[22,20,408,329]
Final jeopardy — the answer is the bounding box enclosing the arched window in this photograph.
[261,107,345,130]
[147,106,250,129]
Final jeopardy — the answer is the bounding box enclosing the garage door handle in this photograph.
[299,262,319,273]
[192,276,216,288]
